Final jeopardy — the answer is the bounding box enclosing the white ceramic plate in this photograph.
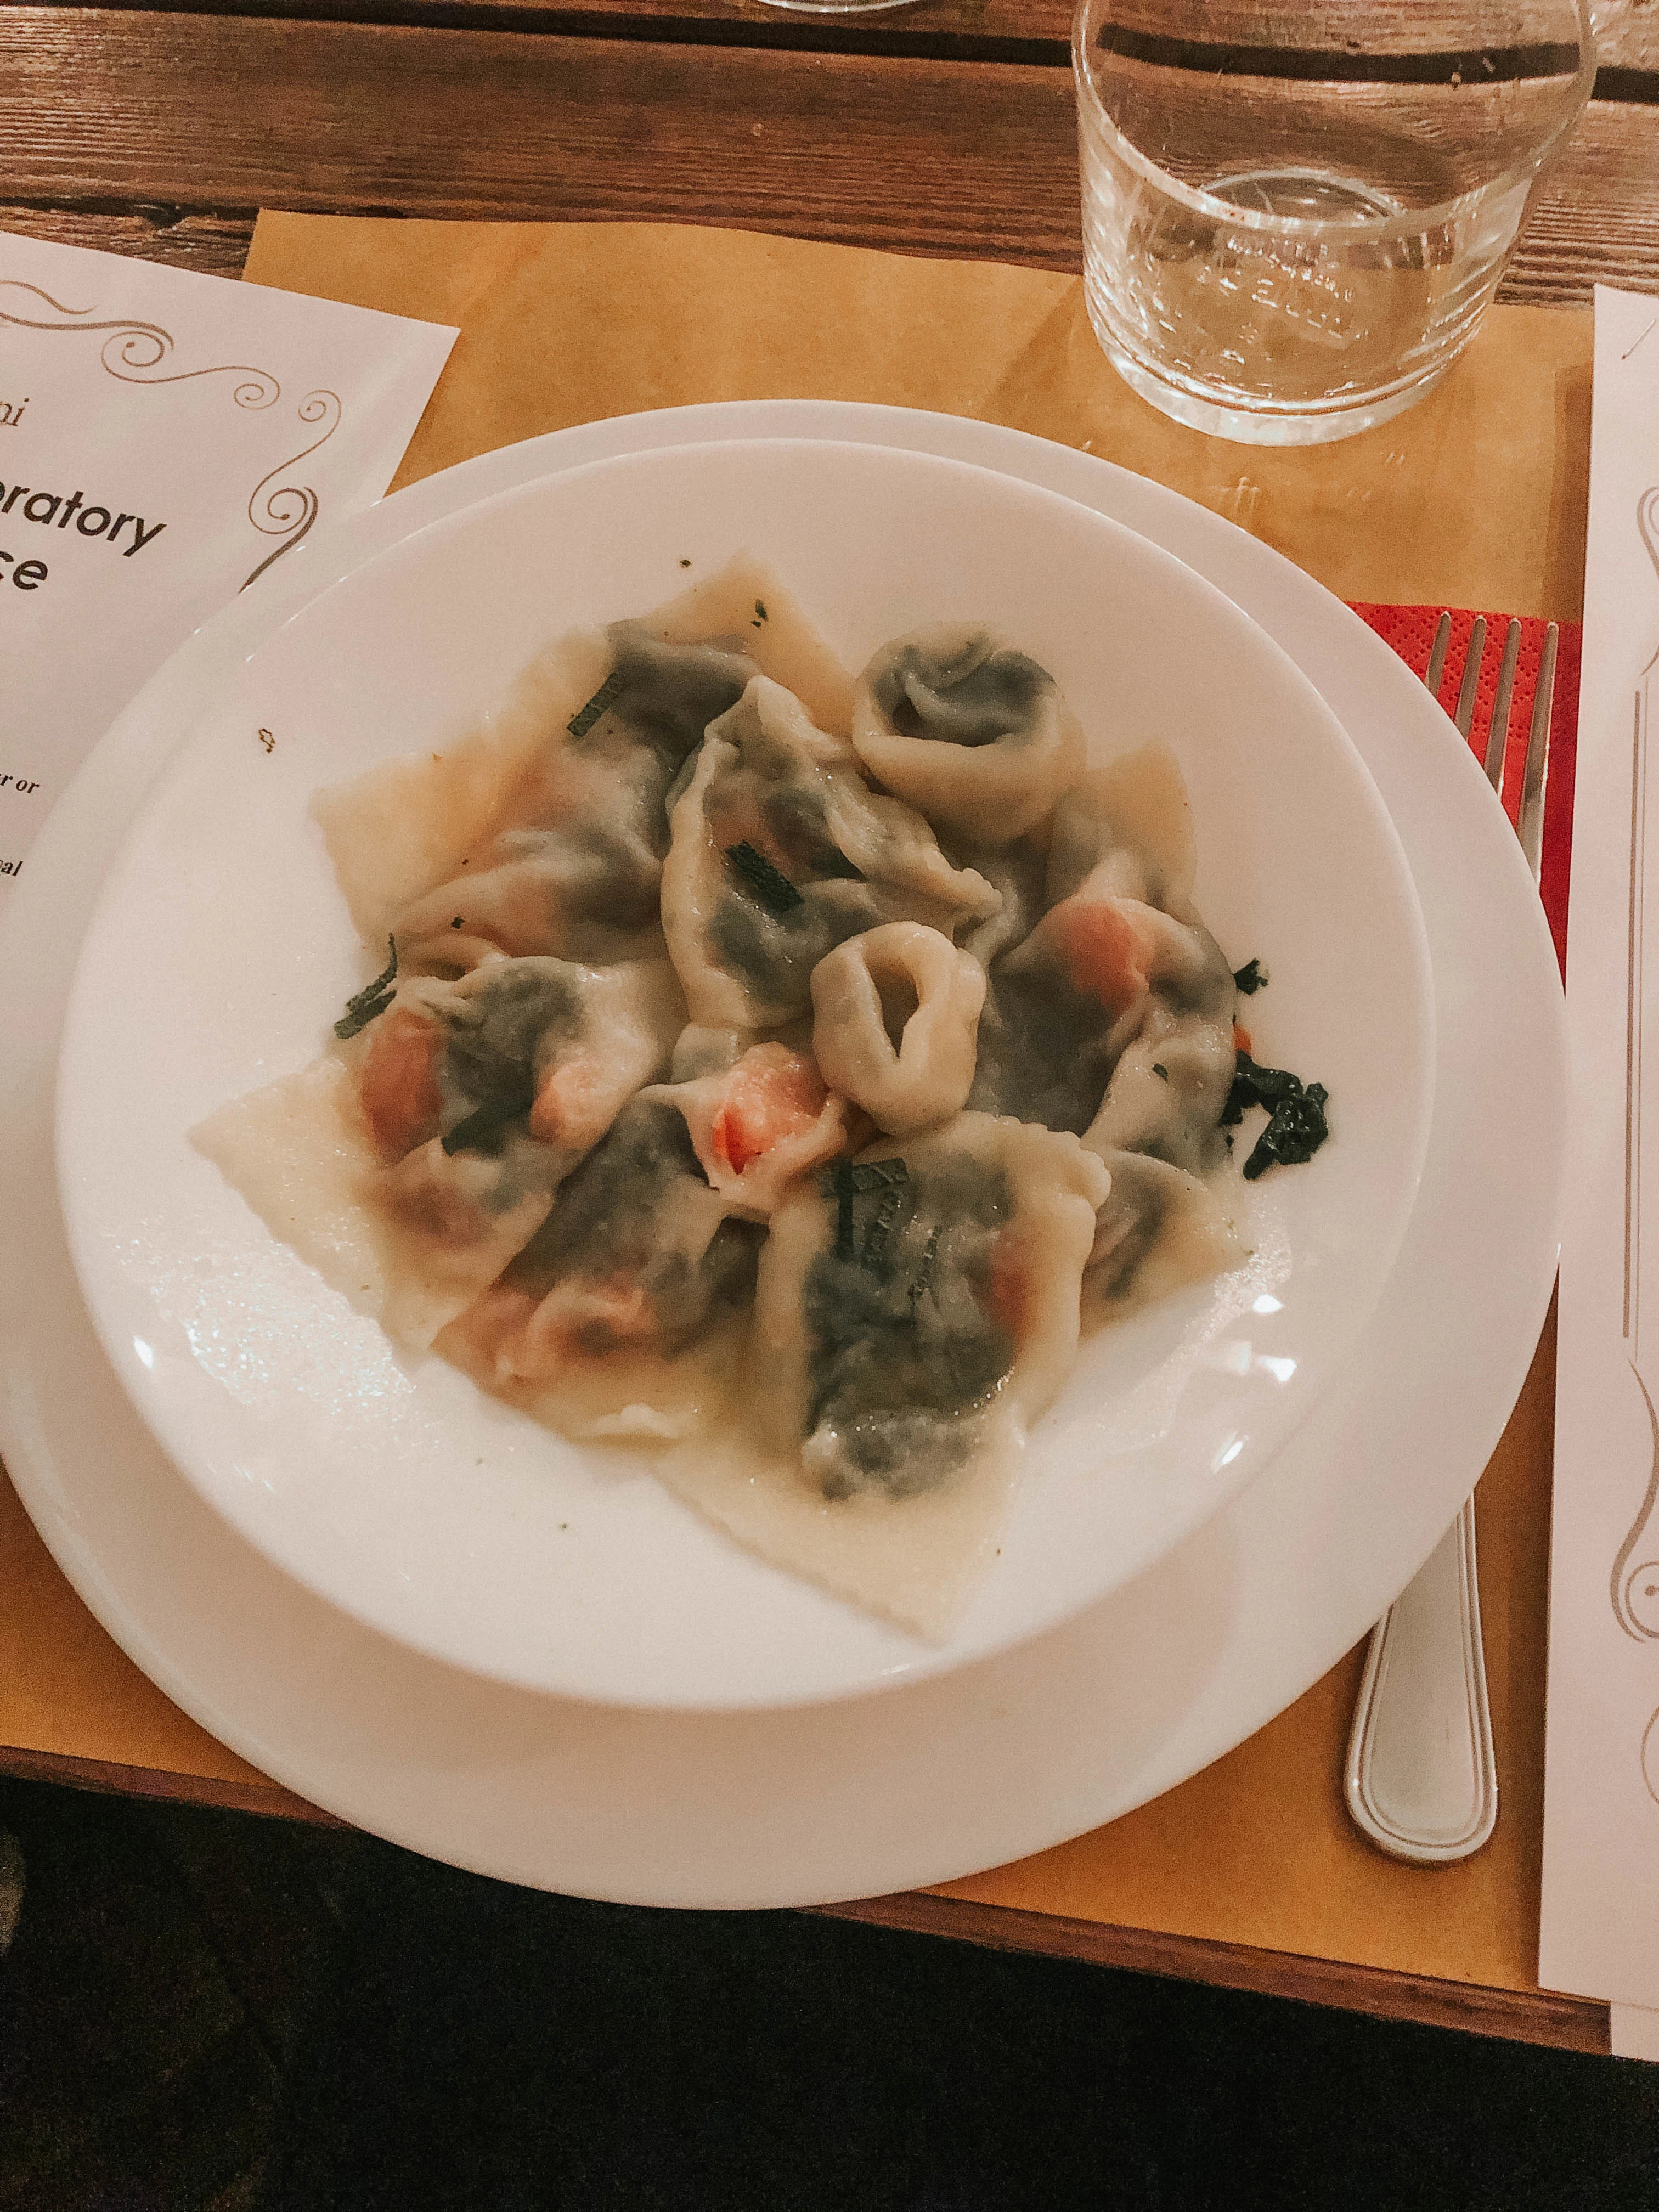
[0,403,1562,1906]
[54,439,1431,1709]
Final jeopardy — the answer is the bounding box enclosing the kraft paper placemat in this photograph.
[1,213,1590,1994]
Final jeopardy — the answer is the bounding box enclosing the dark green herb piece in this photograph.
[818,1156,909,1199]
[441,1084,537,1156]
[753,599,768,625]
[850,1158,907,1194]
[817,1156,911,1263]
[1244,1082,1329,1180]
[825,1160,857,1259]
[1220,1052,1299,1126]
[864,1184,907,1266]
[452,916,464,929]
[333,939,398,1040]
[908,1223,943,1315]
[1152,1063,1169,1082]
[1222,1052,1331,1179]
[1232,957,1269,995]
[725,839,804,917]
[566,666,627,740]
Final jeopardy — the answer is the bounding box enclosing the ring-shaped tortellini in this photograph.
[661,674,1000,1029]
[810,923,985,1138]
[850,626,1086,848]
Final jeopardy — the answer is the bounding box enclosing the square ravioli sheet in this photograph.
[195,557,1262,1641]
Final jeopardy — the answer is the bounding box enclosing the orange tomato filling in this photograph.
[531,1053,610,1149]
[709,1046,830,1176]
[1047,896,1157,1018]
[359,1009,444,1160]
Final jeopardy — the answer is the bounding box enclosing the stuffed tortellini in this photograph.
[197,566,1318,1645]
[851,625,1086,847]
[661,675,999,1029]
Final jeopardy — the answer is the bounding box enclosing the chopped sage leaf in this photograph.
[825,1160,857,1259]
[1244,1082,1329,1180]
[753,599,768,627]
[1232,957,1269,995]
[850,1158,907,1193]
[333,939,398,1039]
[909,1223,943,1313]
[864,1185,907,1266]
[1152,1063,1169,1082]
[1222,1052,1331,1178]
[566,666,627,740]
[726,839,804,917]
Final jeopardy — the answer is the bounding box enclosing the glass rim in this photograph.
[1071,0,1598,238]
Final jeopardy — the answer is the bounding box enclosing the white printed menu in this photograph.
[0,230,456,904]
[1541,286,1659,2044]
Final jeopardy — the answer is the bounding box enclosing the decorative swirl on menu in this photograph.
[1617,483,1659,1650]
[1,273,346,586]
[1613,1369,1659,1640]
[240,391,341,589]
[0,279,280,409]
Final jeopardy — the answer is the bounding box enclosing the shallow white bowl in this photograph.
[55,439,1432,1709]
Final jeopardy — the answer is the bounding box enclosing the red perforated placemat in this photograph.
[1348,605,1581,977]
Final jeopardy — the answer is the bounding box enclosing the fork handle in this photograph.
[1344,1495,1498,1861]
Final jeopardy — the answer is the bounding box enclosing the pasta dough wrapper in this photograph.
[1081,1149,1248,1321]
[662,675,998,1029]
[851,625,1086,847]
[313,556,855,960]
[811,923,985,1138]
[191,1056,552,1351]
[655,1115,1109,1639]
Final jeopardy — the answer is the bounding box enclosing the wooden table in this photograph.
[5,0,1658,2058]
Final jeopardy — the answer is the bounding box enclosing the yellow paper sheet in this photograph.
[7,212,1590,1996]
[241,213,1590,624]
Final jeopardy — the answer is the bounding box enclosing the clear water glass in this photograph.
[759,0,915,12]
[1073,0,1596,444]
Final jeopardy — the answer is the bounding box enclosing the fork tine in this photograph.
[1424,610,1452,697]
[1518,622,1559,884]
[1483,618,1522,799]
[1453,615,1487,740]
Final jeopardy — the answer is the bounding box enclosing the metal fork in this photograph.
[1344,610,1558,1863]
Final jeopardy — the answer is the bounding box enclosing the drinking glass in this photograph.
[759,0,914,12]
[1073,0,1596,444]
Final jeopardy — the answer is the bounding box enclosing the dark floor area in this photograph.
[1,1777,1657,2212]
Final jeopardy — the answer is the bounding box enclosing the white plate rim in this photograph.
[0,400,1565,1908]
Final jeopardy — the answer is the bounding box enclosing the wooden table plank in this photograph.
[821,1894,1613,2053]
[0,204,252,274]
[1,14,1656,301]
[46,0,1659,85]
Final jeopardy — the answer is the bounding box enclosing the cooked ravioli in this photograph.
[661,675,998,1029]
[851,624,1086,847]
[196,578,1310,1643]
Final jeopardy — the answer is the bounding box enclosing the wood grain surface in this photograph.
[1,13,1655,301]
[42,0,1659,84]
[821,1893,1613,2052]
